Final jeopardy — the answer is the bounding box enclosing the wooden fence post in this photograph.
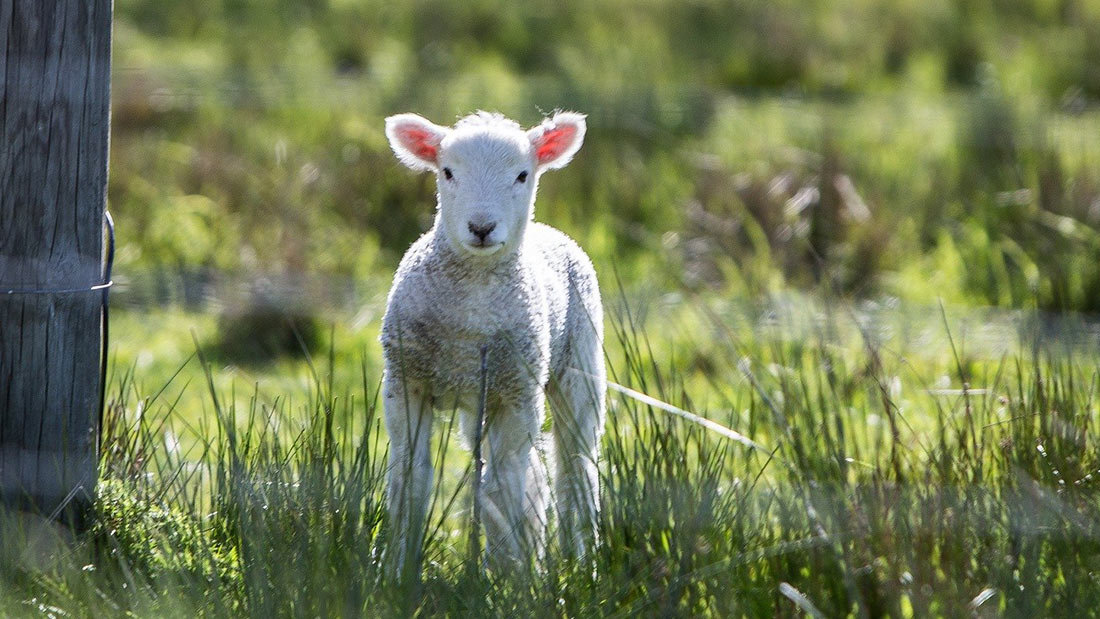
[0,0,112,524]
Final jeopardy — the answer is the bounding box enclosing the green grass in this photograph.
[3,294,1099,616]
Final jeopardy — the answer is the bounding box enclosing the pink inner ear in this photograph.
[398,127,439,162]
[535,125,577,163]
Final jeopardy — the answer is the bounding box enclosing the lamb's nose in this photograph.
[468,222,496,243]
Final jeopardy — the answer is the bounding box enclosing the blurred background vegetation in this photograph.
[11,4,1100,613]
[107,0,1100,362]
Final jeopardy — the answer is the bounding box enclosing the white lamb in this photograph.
[380,110,606,574]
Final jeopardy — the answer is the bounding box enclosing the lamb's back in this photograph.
[526,223,602,373]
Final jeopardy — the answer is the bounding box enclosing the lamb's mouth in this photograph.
[464,241,504,255]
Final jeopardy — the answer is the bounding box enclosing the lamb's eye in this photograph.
[516,170,529,183]
[443,167,454,180]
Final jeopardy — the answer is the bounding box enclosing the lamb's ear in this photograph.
[385,113,449,171]
[528,112,586,171]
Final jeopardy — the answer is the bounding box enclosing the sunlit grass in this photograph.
[4,292,1099,616]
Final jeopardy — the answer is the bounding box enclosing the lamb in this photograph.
[380,110,606,575]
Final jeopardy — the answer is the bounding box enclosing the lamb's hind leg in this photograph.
[482,391,548,569]
[382,371,433,581]
[550,322,606,558]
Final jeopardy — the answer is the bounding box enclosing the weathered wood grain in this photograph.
[0,0,112,522]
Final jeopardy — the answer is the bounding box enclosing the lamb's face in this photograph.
[386,111,586,259]
[435,128,536,256]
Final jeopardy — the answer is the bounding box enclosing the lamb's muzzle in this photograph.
[467,221,496,244]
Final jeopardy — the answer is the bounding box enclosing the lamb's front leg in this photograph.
[382,370,433,581]
[481,391,548,569]
[550,324,606,559]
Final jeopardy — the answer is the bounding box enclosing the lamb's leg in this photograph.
[550,323,606,558]
[482,392,548,568]
[382,371,433,581]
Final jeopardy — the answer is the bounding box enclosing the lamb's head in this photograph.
[385,110,586,258]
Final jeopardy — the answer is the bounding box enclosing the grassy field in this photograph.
[5,0,1100,616]
[5,296,1100,616]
